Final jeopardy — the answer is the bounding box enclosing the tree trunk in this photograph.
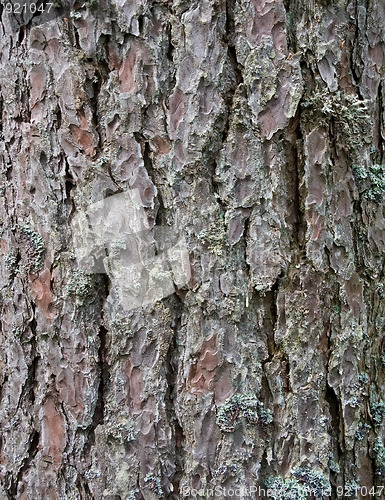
[1,0,385,498]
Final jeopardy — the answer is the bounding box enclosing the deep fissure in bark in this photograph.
[84,276,110,462]
[164,295,185,499]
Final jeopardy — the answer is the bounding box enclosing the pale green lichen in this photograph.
[292,468,330,498]
[144,473,162,497]
[352,163,385,203]
[18,221,45,272]
[358,372,369,385]
[346,396,362,408]
[216,393,273,432]
[266,476,307,500]
[302,90,371,156]
[352,163,367,180]
[328,453,340,474]
[67,270,96,299]
[371,401,385,426]
[355,423,371,441]
[214,463,238,477]
[4,251,18,273]
[258,406,274,425]
[266,469,329,500]
[198,225,227,256]
[111,317,134,337]
[102,417,135,444]
[373,438,385,476]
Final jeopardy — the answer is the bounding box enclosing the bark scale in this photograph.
[0,0,385,499]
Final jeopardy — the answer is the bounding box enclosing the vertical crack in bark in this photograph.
[76,476,94,500]
[0,95,3,137]
[269,277,280,357]
[258,449,271,494]
[163,295,185,499]
[94,314,109,429]
[225,0,243,85]
[377,79,384,157]
[349,0,365,96]
[325,378,343,497]
[15,306,38,414]
[89,67,103,151]
[83,481,96,500]
[207,1,244,210]
[55,103,62,130]
[95,35,112,79]
[288,102,305,262]
[261,276,281,368]
[325,382,343,450]
[166,18,175,65]
[261,277,280,432]
[243,215,252,285]
[9,305,39,496]
[282,0,297,54]
[83,276,110,460]
[323,255,344,476]
[222,0,243,147]
[142,140,154,185]
[141,138,162,229]
[73,20,81,50]
[64,159,76,223]
[9,430,40,498]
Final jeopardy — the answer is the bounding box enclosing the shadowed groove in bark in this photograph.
[166,18,175,65]
[223,0,243,146]
[14,305,38,407]
[375,80,383,154]
[8,308,39,496]
[0,95,3,136]
[164,294,185,499]
[76,475,95,500]
[289,104,305,256]
[89,69,103,150]
[84,276,110,463]
[225,0,243,86]
[10,430,39,498]
[64,160,76,223]
[268,278,280,359]
[72,18,82,51]
[95,323,108,427]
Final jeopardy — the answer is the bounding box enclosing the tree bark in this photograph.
[0,0,385,498]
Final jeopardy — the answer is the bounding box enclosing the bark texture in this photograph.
[0,0,385,498]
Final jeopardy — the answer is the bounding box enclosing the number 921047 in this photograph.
[3,2,53,14]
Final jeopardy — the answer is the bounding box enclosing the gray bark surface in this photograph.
[0,0,385,498]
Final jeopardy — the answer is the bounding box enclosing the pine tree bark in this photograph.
[1,0,385,498]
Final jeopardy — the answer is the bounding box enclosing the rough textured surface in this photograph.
[0,0,385,498]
